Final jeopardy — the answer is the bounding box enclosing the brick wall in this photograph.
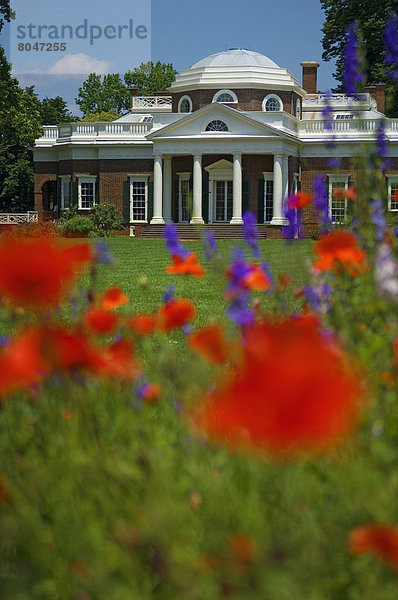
[172,89,302,114]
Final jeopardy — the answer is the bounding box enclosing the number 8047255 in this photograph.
[18,42,67,51]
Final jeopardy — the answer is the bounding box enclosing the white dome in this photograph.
[191,49,280,69]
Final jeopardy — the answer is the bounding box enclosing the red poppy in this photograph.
[0,329,48,399]
[101,287,128,311]
[188,324,229,364]
[277,273,292,291]
[93,339,141,380]
[348,524,398,570]
[166,253,205,278]
[158,298,197,331]
[0,237,92,309]
[38,325,100,373]
[127,314,157,336]
[287,192,313,210]
[85,308,119,334]
[314,231,366,273]
[333,187,356,201]
[243,264,272,291]
[193,317,363,456]
[140,383,161,404]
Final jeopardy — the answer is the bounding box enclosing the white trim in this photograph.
[263,171,274,223]
[129,175,149,222]
[263,93,283,112]
[177,172,191,222]
[212,89,238,104]
[206,159,234,223]
[388,175,398,211]
[77,176,96,210]
[59,175,71,210]
[328,174,349,223]
[296,98,301,120]
[178,95,193,113]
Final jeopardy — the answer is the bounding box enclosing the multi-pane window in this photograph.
[213,90,237,103]
[216,93,234,103]
[328,176,349,223]
[215,180,233,222]
[388,177,398,211]
[130,177,148,221]
[60,176,71,210]
[263,173,274,223]
[78,177,96,210]
[205,120,229,132]
[179,96,192,113]
[264,95,282,112]
[179,175,191,222]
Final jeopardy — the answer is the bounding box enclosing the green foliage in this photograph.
[81,110,120,122]
[124,61,177,95]
[0,0,14,32]
[0,48,42,212]
[61,215,94,235]
[76,73,130,117]
[39,96,75,124]
[90,202,125,236]
[320,0,398,115]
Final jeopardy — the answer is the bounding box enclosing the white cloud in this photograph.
[48,53,111,75]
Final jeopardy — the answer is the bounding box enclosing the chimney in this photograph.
[300,61,320,94]
[364,83,386,114]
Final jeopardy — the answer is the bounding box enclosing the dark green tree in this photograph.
[320,0,398,115]
[39,96,75,124]
[124,61,177,95]
[76,74,130,117]
[0,48,42,212]
[0,0,14,32]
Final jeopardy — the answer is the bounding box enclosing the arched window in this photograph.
[205,120,229,132]
[296,98,301,119]
[212,89,238,104]
[178,95,192,113]
[263,94,282,112]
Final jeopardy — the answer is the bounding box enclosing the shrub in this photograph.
[61,215,94,235]
[90,202,125,237]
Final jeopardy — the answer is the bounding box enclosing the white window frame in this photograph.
[60,175,71,210]
[263,93,283,112]
[212,89,238,104]
[296,99,301,119]
[178,95,192,113]
[77,176,96,210]
[177,172,191,222]
[387,175,398,211]
[263,172,274,223]
[129,175,149,222]
[328,174,349,224]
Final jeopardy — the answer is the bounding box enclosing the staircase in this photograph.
[138,224,268,240]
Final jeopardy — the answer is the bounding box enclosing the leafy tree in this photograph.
[0,0,14,33]
[76,74,130,117]
[39,96,75,124]
[0,48,42,212]
[90,202,124,236]
[81,110,120,122]
[320,0,398,115]
[124,61,177,95]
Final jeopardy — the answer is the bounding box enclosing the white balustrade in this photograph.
[0,212,38,225]
[132,96,172,109]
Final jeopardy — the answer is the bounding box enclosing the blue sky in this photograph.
[1,0,337,116]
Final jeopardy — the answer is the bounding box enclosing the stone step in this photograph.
[138,224,267,240]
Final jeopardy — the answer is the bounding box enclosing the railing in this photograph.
[300,118,398,135]
[303,93,372,107]
[39,122,152,141]
[0,212,38,225]
[132,96,172,110]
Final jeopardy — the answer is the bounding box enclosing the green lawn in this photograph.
[91,237,314,324]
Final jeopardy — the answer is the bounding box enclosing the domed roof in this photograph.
[191,49,280,69]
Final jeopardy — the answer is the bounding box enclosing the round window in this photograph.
[205,120,229,132]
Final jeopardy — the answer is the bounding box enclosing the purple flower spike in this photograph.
[94,240,114,265]
[283,206,304,240]
[243,211,261,258]
[163,284,176,304]
[203,228,218,261]
[370,199,387,242]
[313,174,331,232]
[385,13,398,81]
[164,224,190,258]
[227,292,254,327]
[344,22,365,94]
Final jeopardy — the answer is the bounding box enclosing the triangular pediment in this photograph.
[205,159,233,172]
[146,102,295,141]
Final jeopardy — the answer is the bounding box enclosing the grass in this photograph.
[90,237,314,324]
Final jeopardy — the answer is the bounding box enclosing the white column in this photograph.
[151,154,165,224]
[163,155,173,223]
[270,154,287,225]
[230,153,243,224]
[282,154,289,202]
[190,154,204,224]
